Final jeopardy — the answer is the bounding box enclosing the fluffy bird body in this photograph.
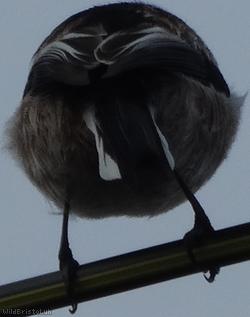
[7,3,241,218]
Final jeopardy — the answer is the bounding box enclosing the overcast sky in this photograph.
[1,1,250,316]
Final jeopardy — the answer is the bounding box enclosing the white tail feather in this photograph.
[83,107,122,181]
[149,106,175,170]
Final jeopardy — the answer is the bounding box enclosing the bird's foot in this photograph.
[173,170,220,282]
[59,244,79,313]
[184,212,220,283]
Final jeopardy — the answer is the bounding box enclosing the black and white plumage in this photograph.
[6,2,243,311]
[7,3,241,219]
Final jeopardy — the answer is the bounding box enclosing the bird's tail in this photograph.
[83,78,175,183]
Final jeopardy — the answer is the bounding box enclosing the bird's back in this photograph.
[6,3,241,218]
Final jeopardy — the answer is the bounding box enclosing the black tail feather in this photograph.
[94,80,168,183]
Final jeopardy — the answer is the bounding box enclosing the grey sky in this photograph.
[1,1,250,316]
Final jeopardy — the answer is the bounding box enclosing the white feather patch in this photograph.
[32,32,104,69]
[33,41,84,64]
[149,107,175,170]
[62,31,107,40]
[32,31,99,65]
[94,26,179,65]
[83,107,122,181]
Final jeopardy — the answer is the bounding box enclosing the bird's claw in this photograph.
[203,266,220,283]
[69,303,78,314]
[59,245,79,313]
[184,223,220,283]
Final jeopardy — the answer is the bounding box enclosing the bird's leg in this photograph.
[58,201,79,313]
[174,170,220,282]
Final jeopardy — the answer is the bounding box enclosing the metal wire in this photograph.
[1,222,250,316]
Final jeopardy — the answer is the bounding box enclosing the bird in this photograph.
[6,2,242,313]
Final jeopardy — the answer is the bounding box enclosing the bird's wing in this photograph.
[96,26,229,95]
[26,26,107,93]
[29,25,229,96]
